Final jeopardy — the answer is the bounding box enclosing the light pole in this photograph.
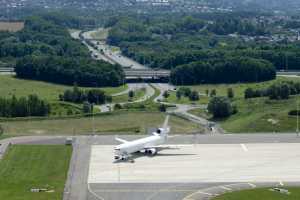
[91,103,95,135]
[297,97,299,137]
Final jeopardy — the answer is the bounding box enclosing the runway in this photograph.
[88,143,300,183]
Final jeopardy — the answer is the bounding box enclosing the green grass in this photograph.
[188,108,212,119]
[122,85,161,111]
[0,145,72,200]
[0,75,128,101]
[189,96,300,133]
[187,77,300,99]
[213,187,300,200]
[112,88,146,104]
[163,91,209,105]
[50,102,82,116]
[0,112,200,136]
[219,96,300,133]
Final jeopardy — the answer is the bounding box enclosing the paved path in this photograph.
[151,83,224,134]
[98,83,155,113]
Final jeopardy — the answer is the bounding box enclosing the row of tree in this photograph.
[170,57,276,85]
[15,55,124,87]
[244,81,300,100]
[59,86,112,104]
[0,95,50,118]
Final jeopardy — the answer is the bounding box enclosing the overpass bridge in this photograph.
[0,67,171,81]
[124,69,170,81]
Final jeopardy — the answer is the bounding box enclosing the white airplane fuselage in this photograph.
[115,134,166,158]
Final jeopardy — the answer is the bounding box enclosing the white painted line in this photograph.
[219,186,232,191]
[248,183,257,188]
[241,144,249,152]
[88,183,105,200]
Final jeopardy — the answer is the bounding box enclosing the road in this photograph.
[82,30,147,69]
[152,83,224,134]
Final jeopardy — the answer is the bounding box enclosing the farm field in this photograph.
[0,145,71,200]
[0,22,24,32]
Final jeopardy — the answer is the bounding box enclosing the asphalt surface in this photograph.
[2,134,300,200]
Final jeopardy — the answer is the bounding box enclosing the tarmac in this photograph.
[2,134,300,200]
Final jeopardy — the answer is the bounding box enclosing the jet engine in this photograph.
[145,148,157,155]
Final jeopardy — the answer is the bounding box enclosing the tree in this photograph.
[210,89,217,97]
[227,88,234,99]
[83,101,92,113]
[245,88,254,99]
[205,89,209,96]
[163,91,170,99]
[176,90,182,100]
[128,90,135,99]
[280,83,290,99]
[208,97,234,118]
[159,104,167,112]
[189,91,200,101]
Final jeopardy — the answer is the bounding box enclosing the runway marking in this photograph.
[219,186,232,191]
[240,144,249,152]
[248,183,257,188]
[88,183,105,200]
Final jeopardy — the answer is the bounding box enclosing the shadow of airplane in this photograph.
[113,152,197,164]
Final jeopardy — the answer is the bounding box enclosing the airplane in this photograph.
[114,115,179,162]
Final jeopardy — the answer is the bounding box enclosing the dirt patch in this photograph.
[0,22,24,32]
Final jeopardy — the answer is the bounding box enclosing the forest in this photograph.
[0,14,125,87]
[106,13,300,84]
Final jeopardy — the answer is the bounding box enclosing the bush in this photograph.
[227,88,234,98]
[0,124,3,136]
[163,91,170,99]
[114,103,123,110]
[128,90,135,99]
[288,110,300,116]
[159,104,167,112]
[83,101,92,113]
[189,91,200,101]
[176,90,182,100]
[208,96,235,118]
[210,89,217,97]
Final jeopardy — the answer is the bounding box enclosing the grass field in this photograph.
[163,91,209,105]
[0,145,71,200]
[189,95,300,133]
[0,22,24,32]
[186,77,300,99]
[213,187,300,200]
[112,88,146,104]
[220,96,300,133]
[0,112,200,136]
[0,75,128,101]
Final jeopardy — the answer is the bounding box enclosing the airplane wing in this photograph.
[115,137,129,144]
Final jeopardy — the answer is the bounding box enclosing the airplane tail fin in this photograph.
[162,115,170,136]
